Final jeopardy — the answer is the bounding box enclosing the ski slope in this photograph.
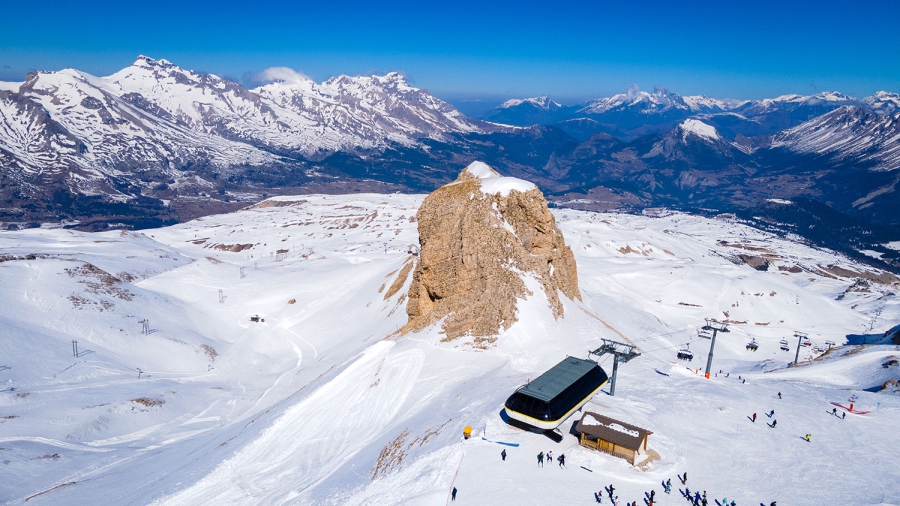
[1,195,898,505]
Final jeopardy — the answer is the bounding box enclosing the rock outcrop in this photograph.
[403,161,580,343]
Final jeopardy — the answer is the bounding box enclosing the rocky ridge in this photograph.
[403,161,580,344]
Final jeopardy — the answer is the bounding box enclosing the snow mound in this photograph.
[680,119,720,141]
[460,161,537,197]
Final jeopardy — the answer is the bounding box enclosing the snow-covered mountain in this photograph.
[480,96,570,126]
[2,191,898,504]
[579,86,741,116]
[0,56,502,226]
[1,56,489,163]
[772,106,900,171]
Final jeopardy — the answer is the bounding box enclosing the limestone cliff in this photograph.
[403,161,580,343]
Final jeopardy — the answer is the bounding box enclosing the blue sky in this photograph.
[1,0,898,109]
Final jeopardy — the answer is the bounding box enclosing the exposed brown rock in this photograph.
[402,161,580,341]
[738,254,769,271]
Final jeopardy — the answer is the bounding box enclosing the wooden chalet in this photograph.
[575,411,652,465]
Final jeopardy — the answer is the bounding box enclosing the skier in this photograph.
[752,412,757,422]
[547,450,553,463]
[558,453,566,468]
[666,479,672,493]
[694,491,701,505]
[537,451,544,467]
[650,489,655,502]
[777,392,781,399]
[842,411,846,419]
[609,484,616,497]
[501,448,506,461]
[595,490,603,503]
[832,407,837,416]
[451,487,457,501]
[742,379,746,384]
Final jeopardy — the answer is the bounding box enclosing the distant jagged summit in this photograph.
[403,161,580,344]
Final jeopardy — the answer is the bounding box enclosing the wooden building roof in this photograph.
[575,411,652,451]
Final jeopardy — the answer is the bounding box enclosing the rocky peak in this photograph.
[402,161,581,344]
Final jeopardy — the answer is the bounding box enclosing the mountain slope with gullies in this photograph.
[402,161,580,343]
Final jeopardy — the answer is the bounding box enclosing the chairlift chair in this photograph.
[801,337,812,347]
[746,338,758,352]
[676,344,694,361]
[779,339,790,351]
[698,328,713,340]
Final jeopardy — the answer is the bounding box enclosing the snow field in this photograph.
[1,196,898,505]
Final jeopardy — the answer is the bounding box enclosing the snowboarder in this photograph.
[805,433,811,442]
[501,449,506,461]
[537,451,544,467]
[558,453,566,468]
[650,489,655,502]
[769,419,777,428]
[777,392,782,399]
[767,409,774,418]
[609,484,615,497]
[752,412,757,422]
[595,491,603,503]
[742,379,746,384]
[832,407,837,416]
[451,487,457,501]
[682,472,688,484]
[842,411,846,419]
[666,479,672,493]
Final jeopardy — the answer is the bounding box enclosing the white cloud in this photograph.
[254,66,311,85]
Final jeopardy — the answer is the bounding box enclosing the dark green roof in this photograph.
[519,356,597,402]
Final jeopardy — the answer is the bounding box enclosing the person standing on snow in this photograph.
[770,419,777,428]
[558,453,566,468]
[547,450,553,464]
[537,451,544,467]
[752,412,757,422]
[767,409,774,418]
[777,392,782,399]
[842,411,846,419]
[501,448,506,461]
[451,487,457,501]
[832,407,837,416]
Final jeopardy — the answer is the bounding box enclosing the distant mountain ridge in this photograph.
[1,57,899,271]
[482,87,892,141]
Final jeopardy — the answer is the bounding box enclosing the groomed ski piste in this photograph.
[1,194,899,505]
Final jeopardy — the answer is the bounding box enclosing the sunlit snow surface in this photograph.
[1,196,899,505]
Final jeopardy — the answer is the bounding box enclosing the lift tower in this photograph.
[590,339,641,396]
[702,319,729,379]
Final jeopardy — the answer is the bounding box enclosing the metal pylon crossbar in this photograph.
[589,339,641,396]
